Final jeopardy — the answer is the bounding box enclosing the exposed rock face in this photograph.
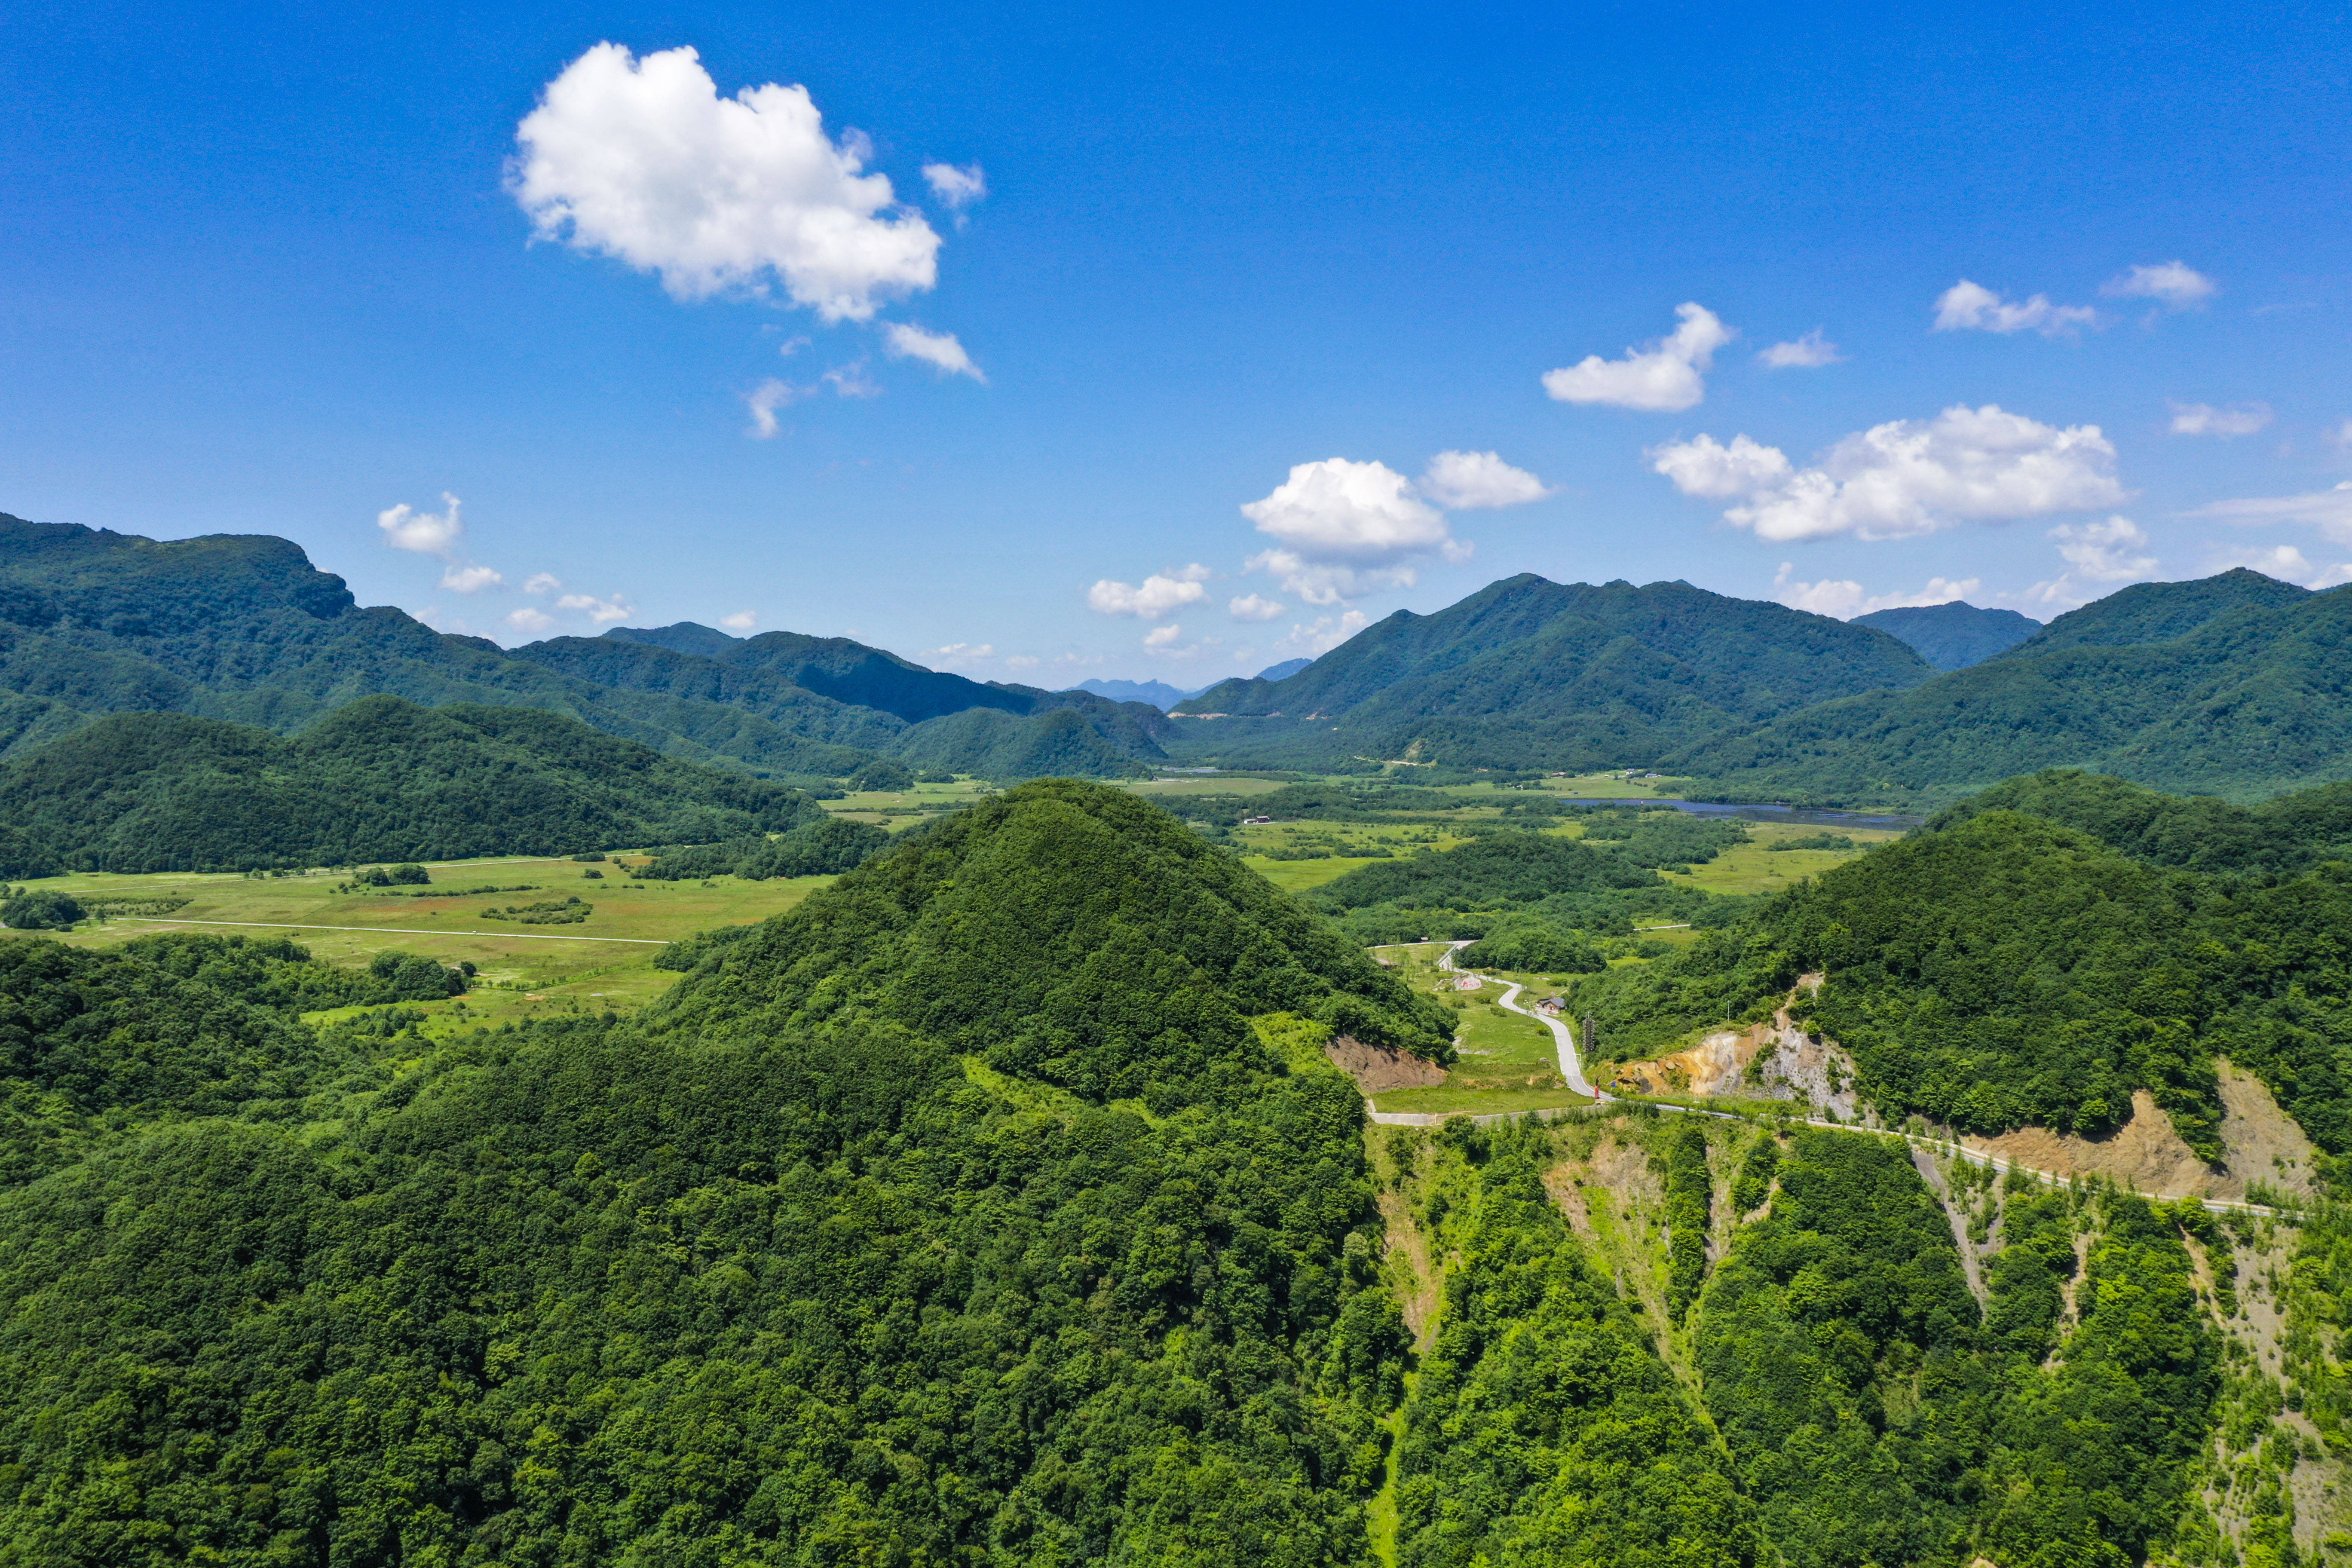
[1324,1034,1447,1093]
[1957,1060,2315,1203]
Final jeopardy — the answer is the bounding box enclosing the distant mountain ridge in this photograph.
[0,518,1171,780]
[1851,601,2041,670]
[0,695,826,875]
[1669,571,2346,803]
[1166,574,1936,771]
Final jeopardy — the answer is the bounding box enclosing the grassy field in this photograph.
[1681,818,1902,894]
[1,856,834,1037]
[1359,942,1598,1119]
[821,777,1000,827]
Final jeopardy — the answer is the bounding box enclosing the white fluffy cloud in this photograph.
[1758,329,1842,369]
[1932,279,2099,337]
[506,607,555,635]
[557,592,634,624]
[1650,405,2125,542]
[379,493,464,554]
[882,322,983,380]
[1770,564,1983,619]
[925,642,994,667]
[2189,481,2352,545]
[922,162,986,209]
[1274,609,1370,656]
[1087,564,1210,618]
[1541,303,1730,411]
[2024,516,2160,607]
[510,44,940,322]
[2168,401,2271,437]
[440,563,505,594]
[524,573,563,595]
[746,378,797,438]
[1243,457,1458,559]
[1228,593,1285,621]
[1143,624,1183,648]
[720,610,756,631]
[1417,450,1553,510]
[2102,261,2216,311]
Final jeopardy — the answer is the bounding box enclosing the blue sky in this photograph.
[4,0,2349,683]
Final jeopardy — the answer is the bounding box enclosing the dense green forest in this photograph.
[0,516,1174,781]
[637,817,891,881]
[1167,573,1935,772]
[0,695,827,874]
[1850,600,2041,670]
[0,769,2334,1564]
[1668,575,2352,805]
[1388,1115,2232,1568]
[0,781,1449,1561]
[1575,772,2352,1155]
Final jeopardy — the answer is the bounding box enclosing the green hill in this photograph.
[0,514,1170,781]
[1927,769,2352,874]
[0,780,1446,1560]
[0,777,2330,1565]
[0,695,825,873]
[1669,573,2352,804]
[1850,600,2041,669]
[1168,573,1934,771]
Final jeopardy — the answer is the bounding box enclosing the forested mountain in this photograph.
[1167,574,1936,770]
[1671,573,2352,803]
[1851,600,2040,669]
[0,516,1170,780]
[0,780,1449,1560]
[0,695,825,873]
[2002,567,2309,657]
[0,769,2329,1565]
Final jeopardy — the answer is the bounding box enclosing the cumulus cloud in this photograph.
[1649,404,2125,542]
[1143,624,1183,648]
[2187,481,2352,545]
[524,573,563,595]
[1542,303,1731,411]
[823,360,881,398]
[557,592,634,624]
[746,377,798,438]
[440,563,505,594]
[1004,654,1039,670]
[1245,459,1454,559]
[882,322,984,381]
[2024,516,2160,607]
[1274,610,1370,656]
[925,642,994,667]
[2103,261,2216,311]
[720,610,756,631]
[922,162,986,209]
[379,493,465,554]
[1758,329,1843,369]
[510,43,940,322]
[1088,564,1210,618]
[506,607,556,635]
[1770,564,1984,619]
[1417,450,1553,510]
[1932,280,2099,337]
[2168,401,2272,438]
[1228,593,1285,622]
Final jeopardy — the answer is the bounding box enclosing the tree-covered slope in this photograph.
[1850,600,2041,669]
[0,779,1441,1561]
[0,514,1168,781]
[1168,573,1934,770]
[1929,769,2352,875]
[0,694,827,872]
[2001,567,2309,658]
[1577,796,2352,1152]
[1668,576,2352,803]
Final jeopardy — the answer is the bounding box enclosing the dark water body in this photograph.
[1575,798,1922,830]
